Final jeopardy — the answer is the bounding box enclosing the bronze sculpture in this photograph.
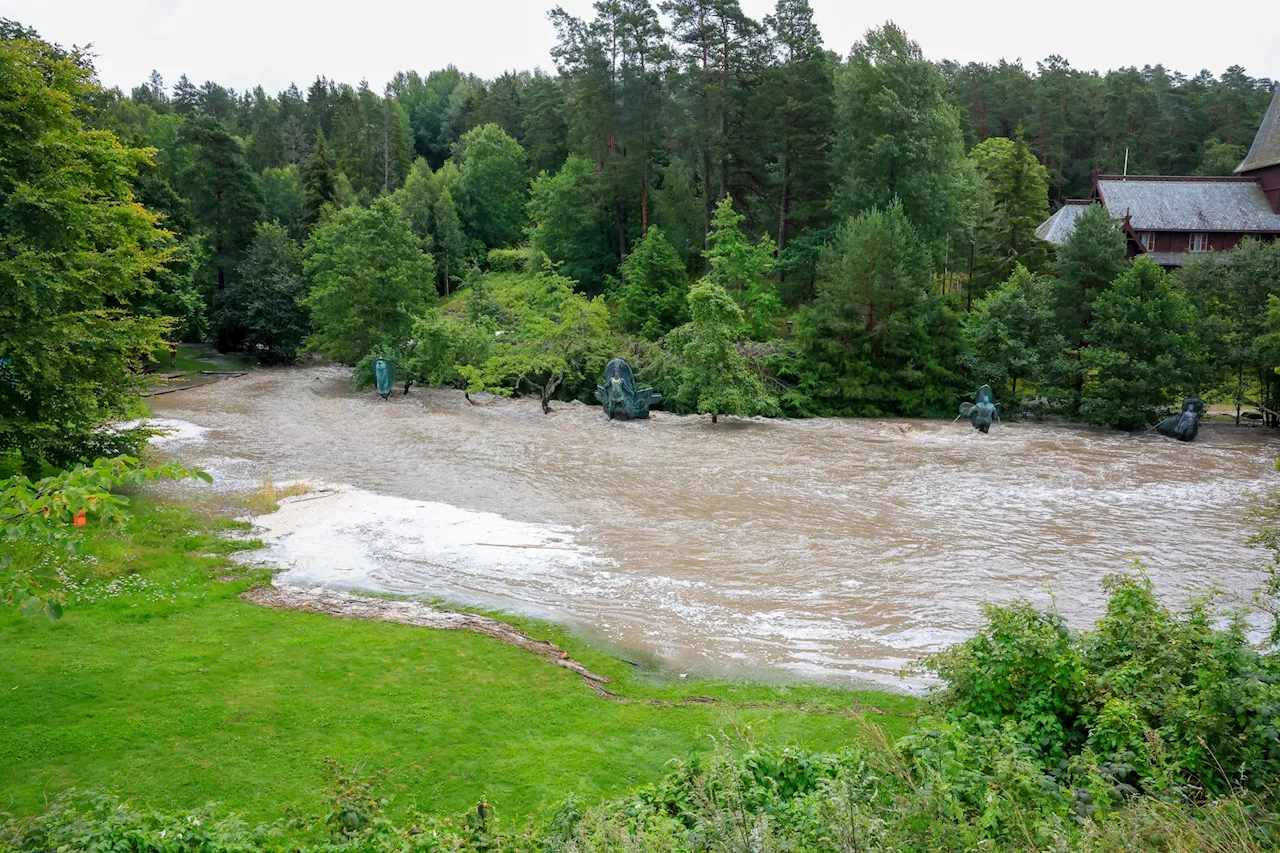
[374,358,396,400]
[595,358,661,420]
[1155,397,1204,442]
[958,385,999,433]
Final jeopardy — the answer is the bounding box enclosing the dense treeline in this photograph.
[2,6,1280,471]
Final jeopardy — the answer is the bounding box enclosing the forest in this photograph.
[3,2,1280,470]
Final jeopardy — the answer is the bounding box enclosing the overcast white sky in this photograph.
[8,0,1279,95]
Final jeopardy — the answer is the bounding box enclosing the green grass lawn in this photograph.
[149,344,252,375]
[0,502,918,825]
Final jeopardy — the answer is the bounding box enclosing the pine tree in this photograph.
[833,24,973,255]
[764,0,834,253]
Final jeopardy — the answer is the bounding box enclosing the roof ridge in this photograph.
[1236,87,1280,174]
[1096,174,1257,183]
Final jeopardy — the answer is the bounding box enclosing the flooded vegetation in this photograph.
[152,366,1279,687]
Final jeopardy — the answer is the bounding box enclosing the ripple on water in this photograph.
[148,366,1280,690]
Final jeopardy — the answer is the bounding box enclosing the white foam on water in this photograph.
[118,417,211,445]
[241,485,607,608]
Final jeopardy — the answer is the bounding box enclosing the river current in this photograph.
[150,366,1280,689]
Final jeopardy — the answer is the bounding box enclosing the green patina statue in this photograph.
[1155,397,1204,442]
[595,358,661,420]
[374,358,397,400]
[958,385,999,434]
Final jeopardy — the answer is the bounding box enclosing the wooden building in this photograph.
[1037,88,1280,267]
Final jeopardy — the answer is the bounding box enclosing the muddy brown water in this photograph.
[150,366,1280,689]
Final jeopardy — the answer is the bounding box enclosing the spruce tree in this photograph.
[1081,257,1207,429]
[432,187,466,295]
[703,195,781,339]
[174,115,264,350]
[300,130,339,229]
[669,281,777,423]
[1052,201,1128,391]
[617,226,688,338]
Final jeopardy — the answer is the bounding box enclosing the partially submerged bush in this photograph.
[925,569,1280,800]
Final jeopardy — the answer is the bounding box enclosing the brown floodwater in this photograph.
[150,365,1280,689]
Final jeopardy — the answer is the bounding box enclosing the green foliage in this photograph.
[970,131,1051,297]
[527,155,616,292]
[1176,239,1280,419]
[432,186,468,292]
[0,33,175,468]
[963,266,1071,410]
[259,165,306,239]
[485,247,533,275]
[456,123,528,250]
[703,196,782,340]
[1,456,208,620]
[300,130,339,230]
[1196,137,1248,176]
[302,197,436,364]
[616,227,689,340]
[927,569,1280,800]
[174,115,265,350]
[402,310,496,389]
[1081,257,1209,430]
[668,282,778,423]
[451,273,614,410]
[832,23,974,255]
[784,202,966,417]
[650,159,705,271]
[230,222,310,363]
[1053,202,1128,343]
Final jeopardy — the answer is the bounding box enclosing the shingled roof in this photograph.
[1237,88,1280,174]
[1095,177,1280,232]
[1035,200,1093,243]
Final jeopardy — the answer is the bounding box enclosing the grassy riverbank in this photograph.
[0,500,917,823]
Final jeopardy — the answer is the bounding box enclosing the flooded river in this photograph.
[151,366,1280,689]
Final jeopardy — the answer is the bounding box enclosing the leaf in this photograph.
[44,599,63,621]
[18,595,43,618]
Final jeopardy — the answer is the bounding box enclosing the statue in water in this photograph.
[595,358,662,420]
[958,385,999,434]
[374,358,397,400]
[1155,397,1204,442]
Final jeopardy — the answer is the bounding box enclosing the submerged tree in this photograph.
[1081,257,1208,429]
[669,281,777,423]
[231,222,310,362]
[786,201,965,417]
